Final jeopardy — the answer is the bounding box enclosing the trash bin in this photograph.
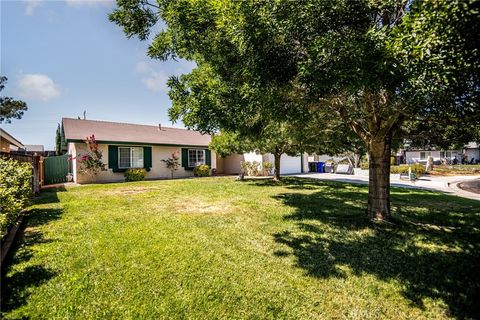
[317,162,325,173]
[308,162,316,172]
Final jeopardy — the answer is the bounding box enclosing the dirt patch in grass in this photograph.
[104,187,161,195]
[174,199,231,214]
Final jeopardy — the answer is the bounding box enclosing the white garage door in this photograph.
[279,155,302,174]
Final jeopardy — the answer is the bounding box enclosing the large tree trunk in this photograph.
[273,150,281,181]
[367,133,392,221]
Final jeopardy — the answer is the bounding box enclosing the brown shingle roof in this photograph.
[62,118,211,147]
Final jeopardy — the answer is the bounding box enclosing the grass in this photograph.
[430,164,480,176]
[1,177,479,319]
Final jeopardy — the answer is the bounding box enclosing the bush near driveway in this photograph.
[0,158,32,237]
[390,164,426,176]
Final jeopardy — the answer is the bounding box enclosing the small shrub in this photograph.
[249,161,261,176]
[161,152,180,179]
[262,162,273,176]
[124,168,147,182]
[390,164,426,176]
[0,158,32,237]
[193,164,210,177]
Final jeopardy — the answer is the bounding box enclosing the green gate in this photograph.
[44,154,70,185]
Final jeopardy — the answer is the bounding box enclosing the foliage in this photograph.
[0,76,28,124]
[77,135,107,176]
[262,162,273,176]
[0,158,32,237]
[193,164,210,177]
[124,168,147,182]
[2,178,480,319]
[240,161,273,177]
[390,164,426,176]
[161,152,180,179]
[110,0,479,219]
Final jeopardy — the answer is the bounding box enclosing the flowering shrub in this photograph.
[124,168,147,182]
[77,135,106,176]
[0,158,32,237]
[162,152,180,179]
[193,164,210,177]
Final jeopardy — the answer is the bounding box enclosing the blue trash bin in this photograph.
[317,162,325,173]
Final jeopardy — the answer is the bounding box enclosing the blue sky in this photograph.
[1,0,194,149]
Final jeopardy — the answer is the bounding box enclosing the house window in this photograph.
[118,147,144,169]
[188,149,205,167]
[440,151,452,159]
[420,151,431,160]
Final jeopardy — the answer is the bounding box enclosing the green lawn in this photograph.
[2,177,479,319]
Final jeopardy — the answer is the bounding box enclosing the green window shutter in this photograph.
[181,148,188,168]
[205,149,211,167]
[143,146,152,170]
[108,146,119,171]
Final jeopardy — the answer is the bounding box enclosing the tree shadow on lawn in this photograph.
[1,188,65,314]
[254,178,480,319]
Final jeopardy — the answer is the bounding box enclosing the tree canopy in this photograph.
[0,76,28,124]
[110,0,479,220]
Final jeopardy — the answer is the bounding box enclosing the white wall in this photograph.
[405,150,460,164]
[465,148,480,163]
[72,143,217,184]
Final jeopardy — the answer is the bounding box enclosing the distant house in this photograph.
[23,145,45,153]
[0,128,23,153]
[405,142,480,164]
[63,118,307,184]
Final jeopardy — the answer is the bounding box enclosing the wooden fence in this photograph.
[0,151,43,194]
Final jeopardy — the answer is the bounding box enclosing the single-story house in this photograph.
[63,118,307,183]
[405,149,461,164]
[405,142,480,164]
[23,145,45,153]
[0,128,24,153]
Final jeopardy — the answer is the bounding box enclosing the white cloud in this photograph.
[143,72,169,93]
[135,61,170,93]
[134,60,196,93]
[65,0,114,7]
[17,74,62,102]
[25,0,42,15]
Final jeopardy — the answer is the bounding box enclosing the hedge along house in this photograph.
[63,118,218,184]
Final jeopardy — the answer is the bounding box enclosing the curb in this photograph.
[1,211,27,268]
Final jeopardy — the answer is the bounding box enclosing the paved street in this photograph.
[296,173,480,201]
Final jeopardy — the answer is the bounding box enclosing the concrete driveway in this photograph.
[295,173,480,201]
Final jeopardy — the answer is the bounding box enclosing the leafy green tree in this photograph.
[0,76,28,124]
[110,0,479,220]
[211,120,308,181]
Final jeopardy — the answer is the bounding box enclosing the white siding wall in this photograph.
[405,150,460,164]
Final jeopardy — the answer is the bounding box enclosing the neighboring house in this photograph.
[405,142,480,164]
[63,118,307,184]
[23,145,45,153]
[0,128,23,153]
[405,149,461,164]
